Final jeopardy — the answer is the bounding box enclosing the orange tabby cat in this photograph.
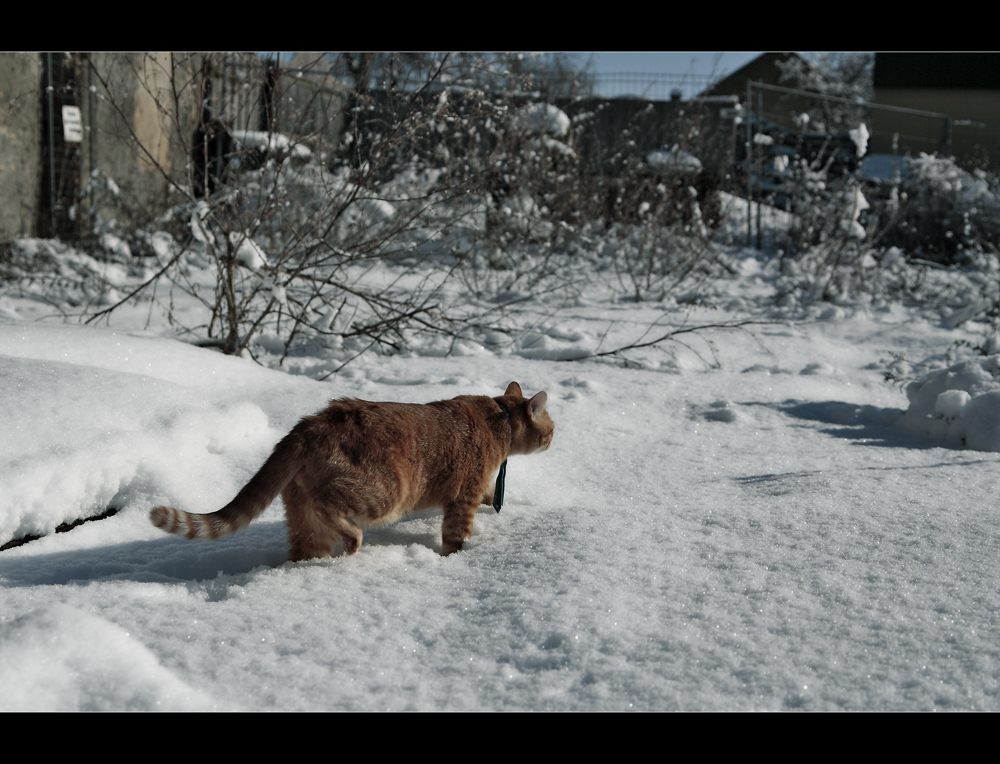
[150,382,553,560]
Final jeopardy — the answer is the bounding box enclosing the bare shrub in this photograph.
[69,53,549,363]
[7,52,745,368]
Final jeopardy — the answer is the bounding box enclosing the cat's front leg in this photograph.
[441,497,479,555]
[481,480,496,506]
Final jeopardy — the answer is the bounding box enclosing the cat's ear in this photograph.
[527,391,547,419]
[504,381,523,398]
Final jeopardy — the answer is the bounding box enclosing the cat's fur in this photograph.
[150,382,553,560]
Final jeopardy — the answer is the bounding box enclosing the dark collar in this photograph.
[493,400,511,514]
[496,399,512,444]
[496,399,511,423]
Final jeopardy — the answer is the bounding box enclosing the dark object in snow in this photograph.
[192,118,233,198]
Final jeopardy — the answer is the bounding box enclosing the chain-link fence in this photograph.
[216,58,346,146]
[742,80,954,249]
[592,72,719,102]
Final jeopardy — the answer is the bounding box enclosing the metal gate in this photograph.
[39,52,84,239]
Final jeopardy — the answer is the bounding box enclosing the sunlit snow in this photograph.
[2,150,1000,712]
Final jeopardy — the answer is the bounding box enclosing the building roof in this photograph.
[700,52,806,98]
[874,53,1000,90]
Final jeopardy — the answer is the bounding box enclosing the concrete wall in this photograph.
[1,52,345,244]
[0,52,210,243]
[84,52,204,229]
[0,53,42,241]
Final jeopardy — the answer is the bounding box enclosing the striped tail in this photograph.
[150,433,302,541]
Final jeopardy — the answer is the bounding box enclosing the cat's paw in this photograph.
[441,540,464,556]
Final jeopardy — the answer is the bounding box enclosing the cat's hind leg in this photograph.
[320,512,363,555]
[283,483,345,561]
[309,482,366,555]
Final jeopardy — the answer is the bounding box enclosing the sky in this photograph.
[273,51,768,81]
[570,52,765,79]
[271,52,770,99]
[567,52,767,99]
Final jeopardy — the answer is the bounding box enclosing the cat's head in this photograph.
[502,382,554,455]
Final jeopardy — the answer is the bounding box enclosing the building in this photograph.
[871,53,1000,171]
[700,52,818,131]
[0,52,345,245]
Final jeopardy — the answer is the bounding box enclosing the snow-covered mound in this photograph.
[2,298,999,711]
[231,129,311,164]
[899,356,1000,451]
[511,103,571,137]
[0,604,222,711]
[646,148,702,173]
[0,322,326,543]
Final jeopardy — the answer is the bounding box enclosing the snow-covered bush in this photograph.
[898,355,1000,451]
[866,154,1000,264]
[406,93,727,304]
[756,130,877,307]
[479,101,579,247]
[6,54,630,364]
[60,53,574,360]
[753,144,1000,316]
[750,122,1000,312]
[0,54,736,361]
[775,53,874,134]
[230,130,312,168]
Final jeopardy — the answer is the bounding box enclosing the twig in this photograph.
[562,317,786,362]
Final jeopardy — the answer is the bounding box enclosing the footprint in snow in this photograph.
[701,400,740,423]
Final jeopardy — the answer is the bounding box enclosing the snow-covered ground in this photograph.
[4,203,1000,710]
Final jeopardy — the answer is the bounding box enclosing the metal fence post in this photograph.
[88,61,95,223]
[746,80,752,248]
[46,52,56,237]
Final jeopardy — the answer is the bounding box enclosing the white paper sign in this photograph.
[62,106,83,143]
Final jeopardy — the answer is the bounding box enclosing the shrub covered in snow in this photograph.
[510,103,571,137]
[898,355,1000,451]
[12,53,1000,371]
[230,130,312,168]
[866,154,1000,264]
